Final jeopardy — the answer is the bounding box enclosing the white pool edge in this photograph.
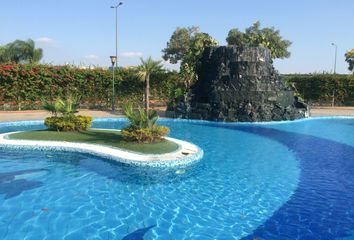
[0,131,203,167]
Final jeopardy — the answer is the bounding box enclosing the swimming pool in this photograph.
[0,118,353,239]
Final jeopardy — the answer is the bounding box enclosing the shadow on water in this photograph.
[0,169,47,199]
[70,152,203,185]
[0,148,202,186]
[121,225,155,240]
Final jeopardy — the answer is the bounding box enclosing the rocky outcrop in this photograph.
[169,46,308,122]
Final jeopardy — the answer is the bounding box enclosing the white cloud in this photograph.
[35,37,56,47]
[162,60,179,71]
[119,51,143,58]
[84,54,99,60]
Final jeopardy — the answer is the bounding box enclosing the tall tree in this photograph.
[138,57,163,113]
[162,27,218,88]
[162,26,200,64]
[226,21,291,59]
[0,39,43,63]
[345,49,354,73]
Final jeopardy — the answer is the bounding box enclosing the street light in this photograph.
[331,43,337,74]
[110,55,117,111]
[110,1,123,112]
[331,43,338,107]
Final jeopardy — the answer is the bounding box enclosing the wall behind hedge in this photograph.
[283,74,354,105]
[0,63,181,110]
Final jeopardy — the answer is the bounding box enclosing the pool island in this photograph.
[0,128,203,167]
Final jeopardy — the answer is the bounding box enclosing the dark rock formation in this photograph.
[169,46,308,122]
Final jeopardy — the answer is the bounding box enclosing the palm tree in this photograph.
[0,39,43,63]
[138,57,163,113]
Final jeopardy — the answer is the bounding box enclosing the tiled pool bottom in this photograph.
[0,118,354,239]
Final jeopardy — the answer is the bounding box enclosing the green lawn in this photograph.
[9,129,178,154]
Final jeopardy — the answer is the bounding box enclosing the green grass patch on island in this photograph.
[9,129,179,154]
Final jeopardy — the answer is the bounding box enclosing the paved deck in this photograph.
[1,107,354,122]
[310,107,354,117]
[0,110,123,122]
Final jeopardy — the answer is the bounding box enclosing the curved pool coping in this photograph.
[2,115,354,126]
[0,130,203,167]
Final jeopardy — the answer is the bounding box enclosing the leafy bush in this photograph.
[121,103,170,143]
[43,96,92,131]
[121,125,169,143]
[44,115,92,131]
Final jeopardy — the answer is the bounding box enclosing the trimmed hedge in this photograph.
[44,115,93,131]
[283,74,354,105]
[121,125,170,143]
[0,63,182,110]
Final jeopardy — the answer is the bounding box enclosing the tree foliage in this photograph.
[0,39,43,63]
[162,26,200,64]
[226,21,291,59]
[162,27,218,88]
[345,49,354,72]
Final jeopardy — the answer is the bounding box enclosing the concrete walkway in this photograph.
[0,110,123,122]
[1,107,354,122]
[310,106,354,117]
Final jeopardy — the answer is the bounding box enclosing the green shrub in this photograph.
[74,115,92,130]
[44,115,92,132]
[121,125,170,143]
[121,103,170,143]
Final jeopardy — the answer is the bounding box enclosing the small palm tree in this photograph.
[43,95,79,117]
[122,103,158,129]
[138,57,163,113]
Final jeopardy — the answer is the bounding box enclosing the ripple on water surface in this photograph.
[0,119,300,239]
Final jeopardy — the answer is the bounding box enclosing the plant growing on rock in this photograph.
[162,26,218,88]
[226,21,292,59]
[121,103,169,143]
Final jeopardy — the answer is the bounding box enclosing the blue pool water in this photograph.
[0,118,353,239]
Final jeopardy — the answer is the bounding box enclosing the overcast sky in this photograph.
[1,0,353,73]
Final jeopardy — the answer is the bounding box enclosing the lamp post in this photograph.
[110,55,117,111]
[110,2,123,112]
[331,43,338,107]
[331,43,337,74]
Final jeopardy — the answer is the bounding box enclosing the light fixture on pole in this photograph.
[110,2,123,112]
[331,43,338,107]
[110,55,117,112]
[331,43,337,74]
